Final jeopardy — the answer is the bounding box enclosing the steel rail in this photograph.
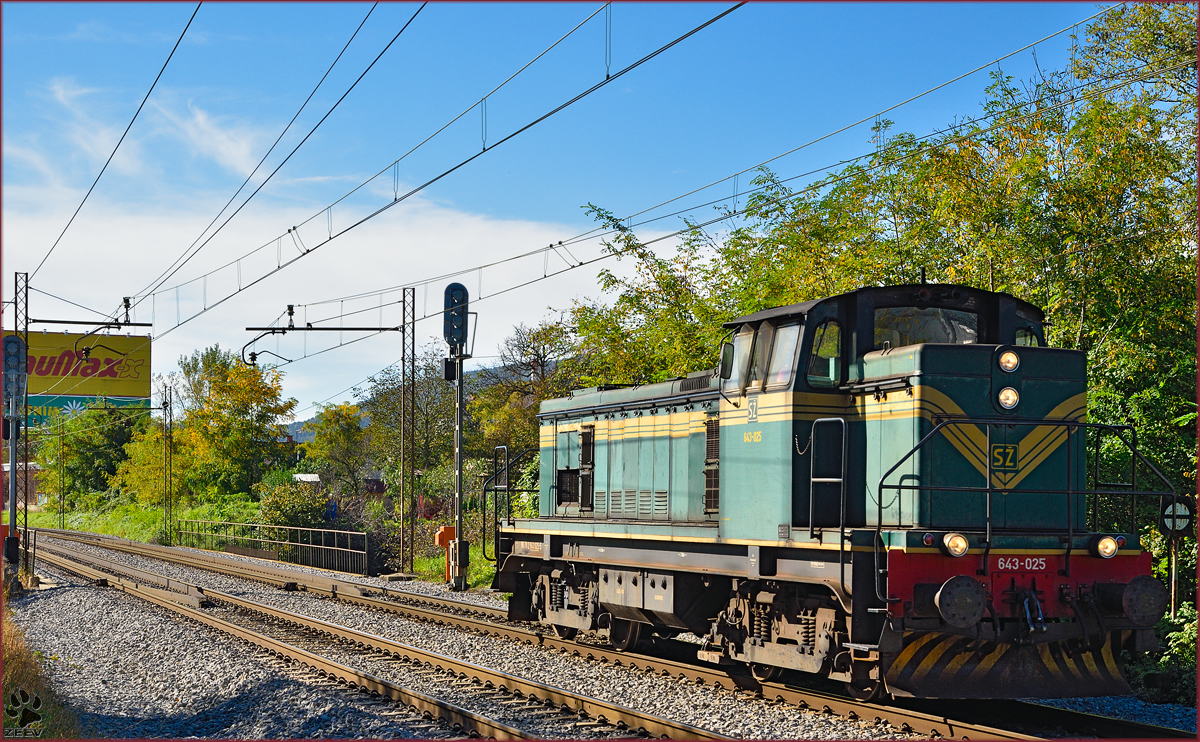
[35,529,1194,739]
[35,541,730,740]
[33,529,1031,739]
[34,549,530,740]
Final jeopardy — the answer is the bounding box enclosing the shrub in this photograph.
[1126,602,1198,705]
[259,481,328,529]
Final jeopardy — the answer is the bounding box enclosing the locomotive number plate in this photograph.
[995,556,1047,571]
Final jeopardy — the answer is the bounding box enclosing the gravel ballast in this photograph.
[20,537,925,739]
[18,535,1197,737]
[7,565,455,739]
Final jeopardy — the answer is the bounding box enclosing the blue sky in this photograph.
[2,2,1114,416]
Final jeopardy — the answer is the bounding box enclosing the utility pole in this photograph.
[400,287,415,573]
[163,385,174,544]
[443,283,470,591]
[59,418,65,530]
[15,272,31,573]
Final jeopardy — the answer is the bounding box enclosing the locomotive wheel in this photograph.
[750,663,783,683]
[610,619,642,651]
[551,624,578,640]
[844,678,882,701]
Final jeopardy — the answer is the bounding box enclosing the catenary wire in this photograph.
[129,2,426,311]
[135,3,617,304]
[29,3,202,281]
[145,3,745,340]
[28,288,118,320]
[130,2,381,302]
[288,2,1128,313]
[295,53,1174,327]
[287,58,1191,413]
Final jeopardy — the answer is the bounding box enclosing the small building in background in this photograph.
[1,462,43,509]
[292,472,322,491]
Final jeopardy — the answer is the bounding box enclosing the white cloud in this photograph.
[154,100,265,177]
[1,188,659,417]
[40,77,145,177]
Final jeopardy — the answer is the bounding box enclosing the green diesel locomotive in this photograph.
[490,283,1172,699]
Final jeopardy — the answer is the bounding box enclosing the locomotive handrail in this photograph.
[872,417,1175,603]
[482,446,539,563]
[809,417,850,598]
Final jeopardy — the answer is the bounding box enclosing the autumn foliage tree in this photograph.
[111,346,297,504]
[302,402,370,496]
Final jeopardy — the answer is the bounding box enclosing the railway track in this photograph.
[32,528,1195,739]
[33,538,729,740]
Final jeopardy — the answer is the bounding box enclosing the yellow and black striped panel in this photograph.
[884,631,1131,698]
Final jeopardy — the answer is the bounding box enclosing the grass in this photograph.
[2,587,83,738]
[9,501,500,590]
[6,500,262,544]
[413,543,496,589]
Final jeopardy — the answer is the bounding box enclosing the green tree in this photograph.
[356,342,456,473]
[35,406,149,509]
[568,7,1195,501]
[302,402,369,496]
[259,480,328,529]
[469,320,582,453]
[175,346,297,500]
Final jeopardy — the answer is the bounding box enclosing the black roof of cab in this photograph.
[722,298,823,328]
[722,284,1046,357]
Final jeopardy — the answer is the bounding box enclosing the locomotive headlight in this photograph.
[942,532,970,557]
[1090,534,1119,559]
[998,387,1020,409]
[998,351,1020,372]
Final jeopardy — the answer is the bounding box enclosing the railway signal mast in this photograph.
[443,282,470,591]
[3,335,28,566]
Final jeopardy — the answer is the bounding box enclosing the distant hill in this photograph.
[287,418,315,443]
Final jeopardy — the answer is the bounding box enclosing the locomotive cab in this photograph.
[492,282,1172,699]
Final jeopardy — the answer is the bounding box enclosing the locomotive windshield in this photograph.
[874,306,978,349]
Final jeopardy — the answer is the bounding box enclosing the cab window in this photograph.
[806,320,842,387]
[1015,326,1041,346]
[722,326,755,394]
[766,323,801,387]
[748,322,774,390]
[874,307,977,348]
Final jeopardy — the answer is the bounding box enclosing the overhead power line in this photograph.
[292,39,1164,330]
[141,3,745,341]
[131,2,381,303]
[29,2,202,281]
[263,2,1127,318]
[28,287,116,321]
[287,56,1188,415]
[131,2,427,310]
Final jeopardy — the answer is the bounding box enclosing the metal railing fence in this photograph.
[175,519,368,575]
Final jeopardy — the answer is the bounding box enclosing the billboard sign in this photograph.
[3,332,152,398]
[3,332,152,427]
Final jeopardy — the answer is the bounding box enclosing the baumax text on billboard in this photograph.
[4,332,152,398]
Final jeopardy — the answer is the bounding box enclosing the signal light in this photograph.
[443,282,469,352]
[922,533,935,546]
